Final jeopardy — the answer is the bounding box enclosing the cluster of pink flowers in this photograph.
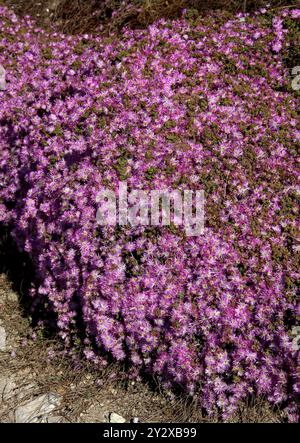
[0,6,299,420]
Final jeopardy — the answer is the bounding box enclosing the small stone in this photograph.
[15,393,61,423]
[108,412,126,423]
[0,326,6,351]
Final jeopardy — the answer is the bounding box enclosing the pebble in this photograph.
[108,412,126,423]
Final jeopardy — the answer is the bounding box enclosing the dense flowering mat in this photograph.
[0,6,299,420]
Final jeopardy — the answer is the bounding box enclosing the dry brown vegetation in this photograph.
[1,0,298,34]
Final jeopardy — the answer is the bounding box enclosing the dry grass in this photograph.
[0,0,298,34]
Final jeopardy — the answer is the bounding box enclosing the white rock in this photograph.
[0,65,6,91]
[0,376,16,401]
[0,326,6,351]
[15,393,61,423]
[108,412,126,423]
